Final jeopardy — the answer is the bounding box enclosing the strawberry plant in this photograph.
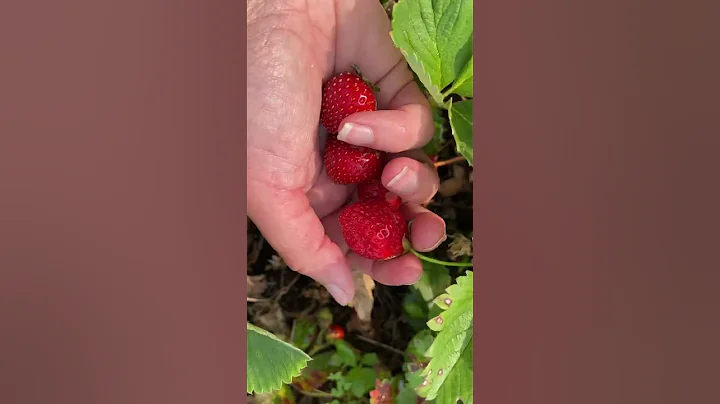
[247,323,311,394]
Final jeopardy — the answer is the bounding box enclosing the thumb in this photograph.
[248,183,355,305]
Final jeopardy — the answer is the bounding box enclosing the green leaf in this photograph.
[328,371,352,397]
[445,56,473,98]
[273,384,297,404]
[290,318,317,351]
[316,307,334,328]
[396,384,421,404]
[428,300,444,321]
[390,0,473,105]
[402,290,430,331]
[247,323,311,394]
[328,352,345,368]
[307,351,334,370]
[334,339,358,367]
[448,99,473,165]
[404,329,435,379]
[345,367,378,397]
[423,104,448,156]
[361,352,379,366]
[412,261,452,303]
[435,343,473,404]
[415,272,473,403]
[327,371,344,381]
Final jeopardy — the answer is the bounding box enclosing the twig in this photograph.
[247,235,265,267]
[356,335,404,356]
[290,384,335,399]
[308,342,333,357]
[434,139,453,156]
[273,273,301,302]
[246,297,269,303]
[434,155,466,168]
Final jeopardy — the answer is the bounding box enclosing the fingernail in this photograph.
[386,166,418,195]
[326,284,351,306]
[337,123,374,146]
[429,232,448,251]
[404,269,424,285]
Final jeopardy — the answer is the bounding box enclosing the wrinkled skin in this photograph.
[247,0,445,305]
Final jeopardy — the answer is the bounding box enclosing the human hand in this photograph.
[247,0,445,305]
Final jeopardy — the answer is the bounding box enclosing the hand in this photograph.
[247,0,446,305]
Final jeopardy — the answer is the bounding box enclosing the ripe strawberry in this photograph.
[324,134,384,184]
[320,71,377,133]
[339,199,408,261]
[357,179,401,208]
[326,324,345,340]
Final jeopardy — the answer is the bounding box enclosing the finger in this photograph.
[307,170,353,219]
[381,157,440,204]
[337,84,434,153]
[333,1,434,153]
[248,184,354,305]
[321,209,350,254]
[347,252,423,286]
[333,0,406,86]
[401,204,447,252]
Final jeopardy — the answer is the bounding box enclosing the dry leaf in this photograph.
[448,233,473,259]
[254,303,289,338]
[438,165,466,197]
[265,254,287,271]
[301,286,330,305]
[350,271,375,324]
[247,393,273,404]
[247,274,267,298]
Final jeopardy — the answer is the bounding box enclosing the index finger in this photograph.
[332,0,434,152]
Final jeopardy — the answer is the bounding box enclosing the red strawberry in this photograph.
[324,134,384,184]
[357,179,401,208]
[320,71,377,133]
[339,199,408,261]
[326,324,345,340]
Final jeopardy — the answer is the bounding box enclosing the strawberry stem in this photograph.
[351,63,381,93]
[403,239,473,267]
[351,63,363,77]
[307,342,332,357]
[434,155,467,168]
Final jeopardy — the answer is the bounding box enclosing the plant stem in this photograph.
[308,342,332,357]
[356,335,404,356]
[290,384,335,398]
[403,239,473,267]
[434,155,466,168]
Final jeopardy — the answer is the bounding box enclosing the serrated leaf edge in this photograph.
[444,55,474,98]
[415,272,474,400]
[247,323,312,394]
[448,100,474,166]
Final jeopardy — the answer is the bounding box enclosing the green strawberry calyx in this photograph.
[351,64,382,93]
